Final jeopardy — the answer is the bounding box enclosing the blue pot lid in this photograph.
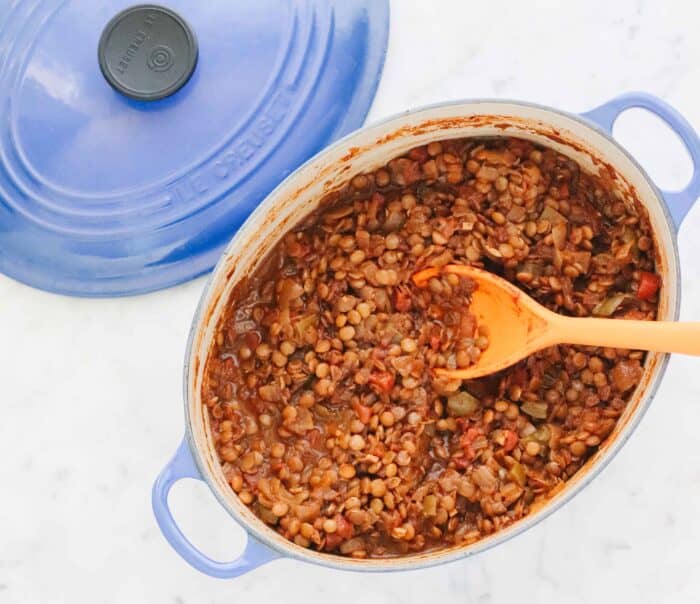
[0,0,389,296]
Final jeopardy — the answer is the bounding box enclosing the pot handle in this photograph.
[152,438,280,578]
[581,92,700,229]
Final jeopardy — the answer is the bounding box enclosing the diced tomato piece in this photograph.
[637,271,661,300]
[503,430,518,453]
[324,533,343,550]
[369,371,395,393]
[394,287,412,312]
[452,456,469,470]
[244,331,261,350]
[453,455,471,469]
[370,442,386,458]
[335,514,354,539]
[243,472,260,488]
[460,427,481,449]
[402,160,422,185]
[371,191,385,206]
[383,510,402,529]
[459,426,482,461]
[408,146,429,162]
[307,428,322,447]
[351,400,372,424]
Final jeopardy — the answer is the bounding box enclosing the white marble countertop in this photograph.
[2,1,700,602]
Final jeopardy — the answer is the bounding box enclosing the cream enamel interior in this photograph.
[184,101,678,572]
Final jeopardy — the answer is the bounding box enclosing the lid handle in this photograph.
[98,4,198,101]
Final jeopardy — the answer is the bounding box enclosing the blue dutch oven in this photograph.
[153,93,700,577]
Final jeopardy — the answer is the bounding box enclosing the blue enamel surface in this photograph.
[581,92,700,230]
[0,0,389,296]
[152,439,279,578]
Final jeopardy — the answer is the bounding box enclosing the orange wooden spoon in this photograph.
[413,264,700,380]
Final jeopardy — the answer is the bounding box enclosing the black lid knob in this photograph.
[98,4,198,101]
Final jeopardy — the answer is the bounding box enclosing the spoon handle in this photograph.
[550,316,700,356]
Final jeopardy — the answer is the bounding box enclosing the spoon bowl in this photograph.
[413,264,700,380]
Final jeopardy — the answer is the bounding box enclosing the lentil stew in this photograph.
[203,136,659,558]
